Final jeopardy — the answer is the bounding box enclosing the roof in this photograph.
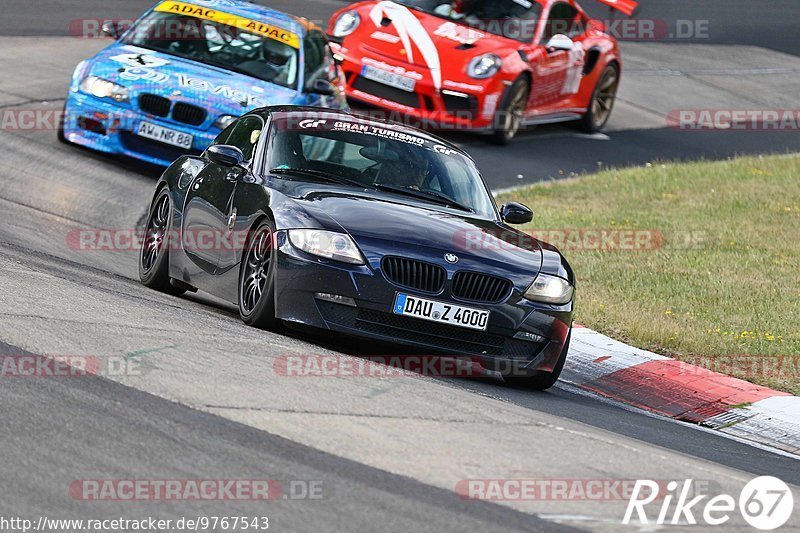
[157,0,312,37]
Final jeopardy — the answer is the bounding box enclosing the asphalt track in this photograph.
[0,1,799,531]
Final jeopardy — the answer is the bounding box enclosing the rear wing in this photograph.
[593,0,640,17]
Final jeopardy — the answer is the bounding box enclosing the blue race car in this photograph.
[60,0,349,166]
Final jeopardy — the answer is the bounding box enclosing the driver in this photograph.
[375,143,430,190]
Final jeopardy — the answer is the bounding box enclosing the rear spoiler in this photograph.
[594,0,640,17]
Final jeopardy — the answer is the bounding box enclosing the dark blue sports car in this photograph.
[139,106,574,389]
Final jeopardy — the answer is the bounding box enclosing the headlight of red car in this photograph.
[467,54,502,79]
[332,11,360,38]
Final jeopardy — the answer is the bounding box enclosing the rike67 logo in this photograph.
[624,476,794,530]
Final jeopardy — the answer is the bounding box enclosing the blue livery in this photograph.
[61,0,348,166]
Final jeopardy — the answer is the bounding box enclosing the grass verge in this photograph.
[498,154,800,394]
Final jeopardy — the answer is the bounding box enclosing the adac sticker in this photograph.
[154,1,300,49]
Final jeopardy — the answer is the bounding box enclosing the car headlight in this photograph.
[288,229,365,265]
[79,76,129,102]
[523,274,574,305]
[213,115,237,130]
[332,10,360,37]
[467,54,502,79]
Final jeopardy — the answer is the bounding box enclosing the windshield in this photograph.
[266,116,496,218]
[123,10,299,88]
[397,0,542,43]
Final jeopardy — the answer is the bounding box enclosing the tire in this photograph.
[577,63,619,133]
[238,218,281,330]
[139,188,185,296]
[57,103,69,144]
[491,77,530,145]
[504,329,571,391]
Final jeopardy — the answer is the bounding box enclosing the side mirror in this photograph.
[101,21,121,39]
[306,78,336,96]
[545,34,574,52]
[500,202,533,225]
[206,145,244,167]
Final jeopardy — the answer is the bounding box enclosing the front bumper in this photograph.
[274,236,572,377]
[62,92,216,167]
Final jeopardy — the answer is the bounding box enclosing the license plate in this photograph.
[361,65,416,92]
[393,293,489,331]
[136,121,193,150]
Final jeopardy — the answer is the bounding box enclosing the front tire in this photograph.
[504,329,571,391]
[57,103,70,144]
[238,219,281,330]
[139,189,185,296]
[491,77,530,145]
[577,63,619,133]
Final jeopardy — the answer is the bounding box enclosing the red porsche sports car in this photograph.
[327,0,638,143]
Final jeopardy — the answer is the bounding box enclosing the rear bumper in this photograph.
[274,236,572,376]
[62,92,215,167]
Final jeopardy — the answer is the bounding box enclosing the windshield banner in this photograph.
[153,1,300,48]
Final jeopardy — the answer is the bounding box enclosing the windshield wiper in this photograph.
[270,168,366,188]
[374,184,474,213]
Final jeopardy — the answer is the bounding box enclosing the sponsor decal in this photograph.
[443,80,484,93]
[481,93,500,119]
[562,43,585,95]
[110,53,170,69]
[434,145,457,156]
[433,21,484,45]
[153,1,300,49]
[331,121,425,146]
[368,1,441,90]
[370,30,401,44]
[299,119,328,129]
[118,66,169,84]
[178,74,268,107]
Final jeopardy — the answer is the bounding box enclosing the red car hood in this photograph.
[354,1,521,70]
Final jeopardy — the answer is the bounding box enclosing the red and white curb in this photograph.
[563,325,800,455]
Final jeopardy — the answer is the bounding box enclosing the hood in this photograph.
[274,181,543,278]
[87,44,298,118]
[353,2,521,71]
